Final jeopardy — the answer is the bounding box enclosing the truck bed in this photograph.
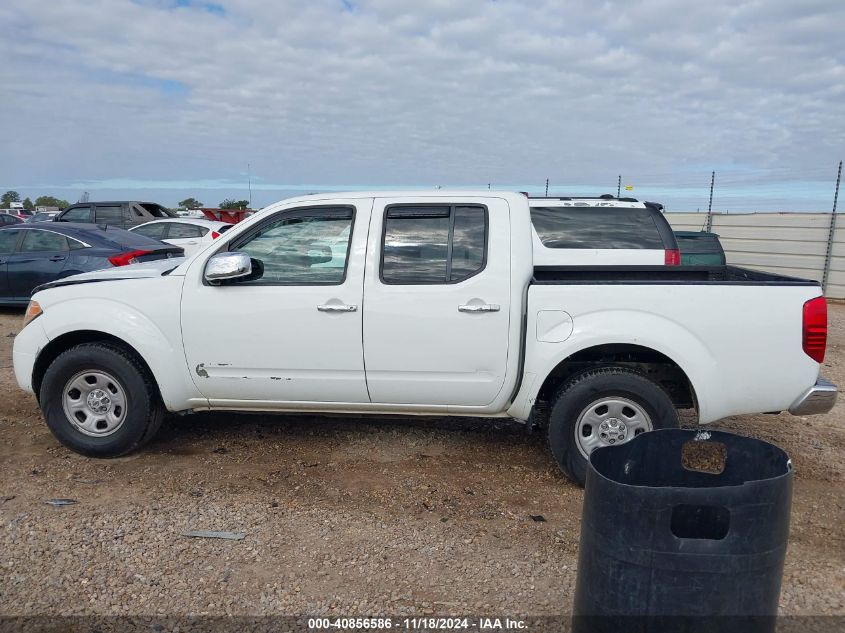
[532,265,818,286]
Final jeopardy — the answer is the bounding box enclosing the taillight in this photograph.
[108,249,152,267]
[664,249,680,265]
[211,230,221,239]
[802,296,827,363]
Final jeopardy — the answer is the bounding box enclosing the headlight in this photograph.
[23,300,43,328]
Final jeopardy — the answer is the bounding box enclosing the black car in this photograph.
[0,213,24,226]
[55,201,177,230]
[0,223,183,305]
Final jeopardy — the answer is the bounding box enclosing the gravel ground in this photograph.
[0,306,843,617]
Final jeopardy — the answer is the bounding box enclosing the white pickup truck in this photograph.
[13,191,837,484]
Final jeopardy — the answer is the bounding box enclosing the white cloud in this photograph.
[1,0,842,209]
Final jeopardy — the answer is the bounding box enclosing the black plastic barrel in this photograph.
[572,429,793,633]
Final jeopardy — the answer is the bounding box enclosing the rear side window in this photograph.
[20,230,69,252]
[133,223,168,239]
[381,205,488,284]
[168,223,205,238]
[140,203,175,218]
[95,205,125,225]
[531,207,664,249]
[61,206,92,222]
[0,229,20,253]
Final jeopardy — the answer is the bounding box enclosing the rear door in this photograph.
[7,229,71,297]
[362,197,511,407]
[164,222,207,256]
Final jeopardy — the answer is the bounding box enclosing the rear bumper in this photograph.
[789,377,838,416]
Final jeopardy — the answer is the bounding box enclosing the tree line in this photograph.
[1,191,251,211]
[1,191,70,210]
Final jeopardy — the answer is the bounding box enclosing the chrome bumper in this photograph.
[789,377,838,416]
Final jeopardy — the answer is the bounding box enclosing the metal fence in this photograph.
[665,212,845,298]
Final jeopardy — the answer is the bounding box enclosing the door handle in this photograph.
[317,304,358,312]
[49,255,67,262]
[458,304,500,313]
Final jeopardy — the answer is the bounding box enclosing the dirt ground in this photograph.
[0,305,843,618]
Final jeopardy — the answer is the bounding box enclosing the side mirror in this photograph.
[205,252,252,283]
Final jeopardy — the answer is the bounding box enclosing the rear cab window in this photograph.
[528,199,679,267]
[530,206,665,249]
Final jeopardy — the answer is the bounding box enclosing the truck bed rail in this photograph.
[531,265,819,286]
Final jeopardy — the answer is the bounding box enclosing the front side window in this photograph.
[20,230,69,252]
[530,206,664,249]
[233,207,354,284]
[381,205,487,284]
[61,206,92,222]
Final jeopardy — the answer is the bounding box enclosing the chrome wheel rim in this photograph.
[574,397,652,460]
[62,370,128,437]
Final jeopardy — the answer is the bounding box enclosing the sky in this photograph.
[1,0,843,211]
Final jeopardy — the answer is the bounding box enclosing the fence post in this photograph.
[822,160,843,294]
[705,171,715,231]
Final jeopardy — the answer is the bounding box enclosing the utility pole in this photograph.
[822,160,843,293]
[706,171,715,232]
[247,162,252,207]
[545,178,549,197]
[617,175,621,198]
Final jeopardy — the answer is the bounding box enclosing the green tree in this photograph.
[219,198,250,210]
[34,195,70,209]
[178,197,203,210]
[1,190,21,208]
[23,197,34,211]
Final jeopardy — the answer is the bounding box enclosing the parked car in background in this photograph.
[528,195,680,265]
[129,218,232,257]
[26,211,60,223]
[0,223,183,306]
[11,209,34,220]
[54,201,177,230]
[13,191,835,486]
[674,231,727,266]
[0,213,24,226]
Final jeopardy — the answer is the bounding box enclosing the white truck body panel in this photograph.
[13,190,830,430]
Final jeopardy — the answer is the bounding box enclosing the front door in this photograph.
[180,199,371,404]
[362,197,512,406]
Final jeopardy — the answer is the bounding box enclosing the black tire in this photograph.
[39,342,164,457]
[547,367,679,486]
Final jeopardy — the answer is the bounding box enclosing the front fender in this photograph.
[34,293,203,411]
[511,308,717,421]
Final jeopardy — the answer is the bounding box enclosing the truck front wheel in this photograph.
[39,342,164,457]
[547,367,679,486]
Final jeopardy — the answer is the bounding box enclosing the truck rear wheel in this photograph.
[39,342,164,457]
[547,367,679,486]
